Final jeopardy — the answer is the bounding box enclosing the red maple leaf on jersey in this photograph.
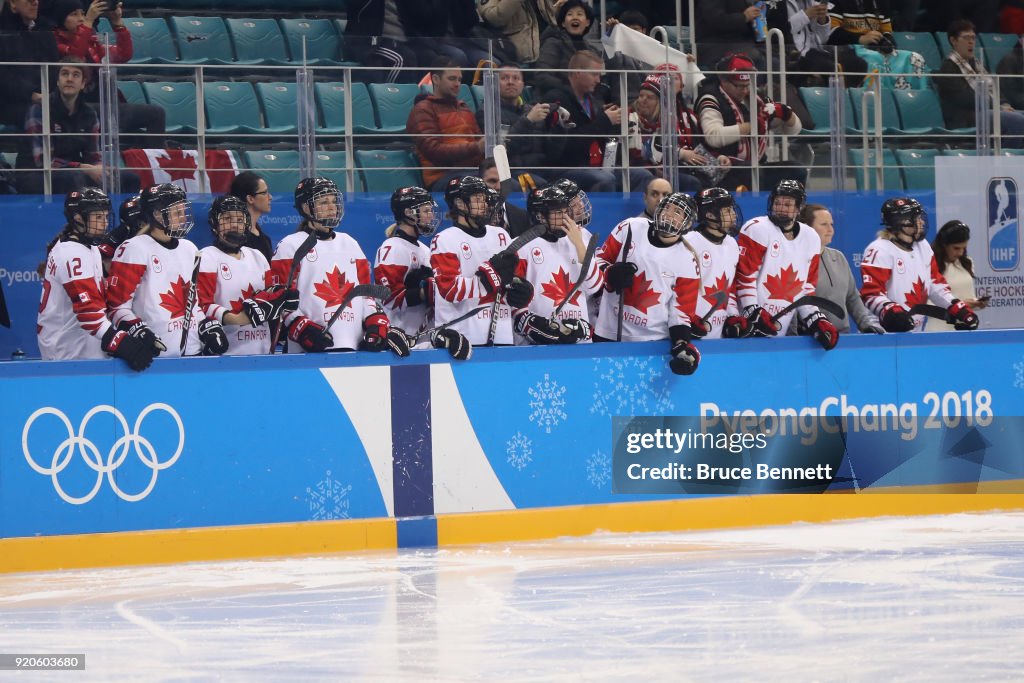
[228,284,258,314]
[158,275,190,319]
[313,267,354,308]
[903,277,928,307]
[624,271,661,313]
[157,149,198,182]
[703,273,731,308]
[541,267,581,307]
[764,264,804,301]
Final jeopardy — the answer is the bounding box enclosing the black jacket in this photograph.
[0,8,59,127]
[475,96,565,169]
[547,85,617,168]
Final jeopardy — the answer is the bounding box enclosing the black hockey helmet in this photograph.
[444,175,491,225]
[881,196,926,242]
[653,192,697,238]
[527,186,571,231]
[294,176,343,231]
[141,183,194,238]
[118,193,145,234]
[208,194,251,250]
[64,187,111,243]
[767,179,806,229]
[552,177,592,228]
[391,186,440,235]
[695,187,740,237]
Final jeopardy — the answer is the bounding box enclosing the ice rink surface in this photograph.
[1,512,1022,682]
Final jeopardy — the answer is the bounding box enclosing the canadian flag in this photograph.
[122,148,240,194]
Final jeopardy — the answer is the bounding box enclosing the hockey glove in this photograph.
[505,277,534,309]
[669,339,701,376]
[403,265,433,307]
[879,303,915,332]
[688,317,710,340]
[804,312,839,350]
[430,327,473,360]
[360,313,411,357]
[476,251,519,293]
[722,315,752,339]
[514,312,563,345]
[289,317,333,352]
[198,318,229,356]
[945,299,979,331]
[556,318,592,343]
[743,305,780,337]
[241,286,299,327]
[762,101,793,121]
[101,326,156,372]
[604,261,637,293]
[119,318,167,353]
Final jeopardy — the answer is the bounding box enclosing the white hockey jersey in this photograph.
[860,236,953,332]
[735,216,821,333]
[37,238,111,361]
[519,230,603,322]
[106,234,203,357]
[198,245,273,356]
[430,223,521,345]
[374,231,433,338]
[594,217,702,341]
[685,229,740,339]
[271,230,373,352]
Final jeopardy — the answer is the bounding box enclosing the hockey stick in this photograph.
[180,253,201,354]
[551,232,600,318]
[770,294,846,323]
[269,231,319,355]
[615,226,633,342]
[909,303,948,320]
[324,283,392,332]
[485,223,546,346]
[699,289,730,325]
[410,305,490,346]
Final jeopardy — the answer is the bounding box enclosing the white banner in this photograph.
[935,157,1024,329]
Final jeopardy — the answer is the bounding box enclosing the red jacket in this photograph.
[55,24,133,64]
[406,94,483,188]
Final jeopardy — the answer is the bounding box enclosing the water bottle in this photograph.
[12,349,26,361]
[753,1,767,43]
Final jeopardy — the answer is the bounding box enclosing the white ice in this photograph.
[1,512,1022,682]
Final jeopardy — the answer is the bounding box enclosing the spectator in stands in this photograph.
[827,0,893,49]
[343,0,419,83]
[793,203,884,335]
[407,57,485,191]
[50,0,165,143]
[475,62,559,185]
[229,171,273,263]
[936,19,1024,148]
[695,53,804,191]
[606,9,650,35]
[925,220,987,332]
[480,157,532,237]
[0,0,59,128]
[547,49,653,192]
[638,177,671,219]
[16,57,139,194]
[477,0,545,64]
[694,0,766,70]
[997,38,1024,111]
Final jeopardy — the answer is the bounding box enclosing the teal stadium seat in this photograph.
[141,82,197,133]
[847,87,903,134]
[894,148,938,190]
[368,83,420,134]
[893,88,975,135]
[935,31,953,59]
[254,82,300,134]
[279,18,353,66]
[941,148,977,156]
[471,84,490,111]
[315,82,377,135]
[225,18,291,66]
[313,151,350,189]
[798,86,841,135]
[123,17,178,64]
[118,81,146,105]
[893,32,943,71]
[355,149,422,192]
[243,150,301,191]
[458,84,476,112]
[169,16,234,65]
[849,147,903,191]
[979,33,1018,72]
[204,82,263,134]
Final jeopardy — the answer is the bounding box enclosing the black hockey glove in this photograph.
[722,315,752,339]
[119,318,167,353]
[880,303,915,332]
[945,299,979,331]
[668,339,701,375]
[476,251,519,294]
[241,285,299,327]
[604,261,637,293]
[430,327,472,360]
[198,318,229,356]
[403,265,433,307]
[101,326,156,372]
[360,313,411,357]
[804,311,839,350]
[514,312,563,345]
[289,316,333,352]
[743,305,780,337]
[556,318,592,343]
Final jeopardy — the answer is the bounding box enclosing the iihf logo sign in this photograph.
[987,177,1019,271]
[22,403,184,505]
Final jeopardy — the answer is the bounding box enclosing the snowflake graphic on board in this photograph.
[506,431,533,471]
[1014,358,1024,390]
[591,356,675,418]
[586,451,611,489]
[528,373,568,433]
[306,470,352,520]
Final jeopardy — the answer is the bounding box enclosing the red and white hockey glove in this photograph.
[945,299,979,331]
[361,312,411,357]
[101,326,156,372]
[743,305,780,337]
[289,317,333,352]
[804,311,839,350]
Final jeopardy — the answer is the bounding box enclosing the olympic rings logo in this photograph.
[22,403,184,505]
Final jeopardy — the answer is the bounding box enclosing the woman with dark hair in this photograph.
[926,220,988,331]
[229,171,273,262]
